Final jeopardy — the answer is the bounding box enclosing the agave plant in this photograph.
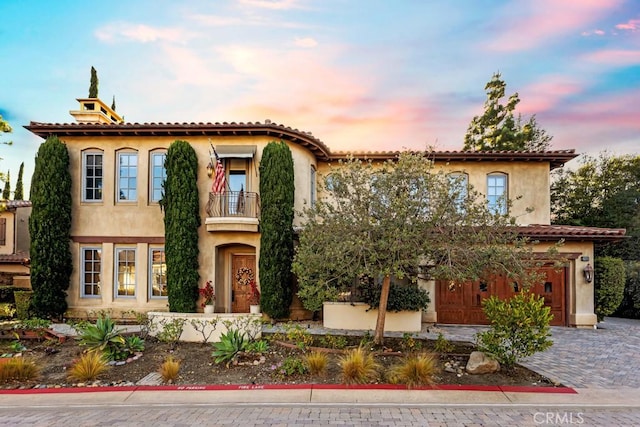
[211,329,248,365]
[77,316,126,361]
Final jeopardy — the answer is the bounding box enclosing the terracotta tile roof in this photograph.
[0,200,32,210]
[25,120,333,160]
[518,224,627,241]
[0,252,30,264]
[25,121,578,168]
[329,149,578,169]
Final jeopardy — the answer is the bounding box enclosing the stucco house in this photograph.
[25,97,625,328]
[0,200,31,288]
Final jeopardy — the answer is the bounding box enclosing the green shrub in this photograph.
[13,291,32,320]
[616,261,640,318]
[319,333,348,350]
[401,332,422,353]
[362,282,430,312]
[0,303,15,319]
[434,333,454,354]
[595,257,626,321]
[272,356,307,379]
[476,292,553,369]
[155,318,186,349]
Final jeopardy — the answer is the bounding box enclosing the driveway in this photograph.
[436,317,640,389]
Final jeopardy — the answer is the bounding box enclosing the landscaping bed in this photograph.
[0,330,559,390]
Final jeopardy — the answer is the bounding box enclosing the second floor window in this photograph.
[310,166,316,207]
[117,152,138,201]
[150,152,166,203]
[83,152,103,202]
[487,173,508,214]
[448,173,468,211]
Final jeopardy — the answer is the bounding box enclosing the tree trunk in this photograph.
[374,275,391,345]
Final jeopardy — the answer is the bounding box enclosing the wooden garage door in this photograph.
[436,266,566,326]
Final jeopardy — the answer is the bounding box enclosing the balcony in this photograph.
[205,191,260,233]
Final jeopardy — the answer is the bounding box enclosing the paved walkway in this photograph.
[264,316,640,390]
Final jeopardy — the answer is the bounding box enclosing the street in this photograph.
[2,403,640,426]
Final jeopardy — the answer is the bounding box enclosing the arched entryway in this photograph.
[216,244,256,313]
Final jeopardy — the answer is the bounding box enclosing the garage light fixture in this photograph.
[583,263,594,283]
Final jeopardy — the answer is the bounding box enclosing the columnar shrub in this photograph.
[29,135,72,319]
[594,256,626,321]
[259,141,294,319]
[163,140,200,312]
[476,292,553,369]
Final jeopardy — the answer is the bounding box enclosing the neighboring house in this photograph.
[0,200,31,287]
[25,97,625,328]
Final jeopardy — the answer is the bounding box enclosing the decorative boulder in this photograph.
[465,351,500,374]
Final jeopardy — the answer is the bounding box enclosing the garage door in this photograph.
[436,266,566,326]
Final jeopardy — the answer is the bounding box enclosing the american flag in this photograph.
[211,150,226,193]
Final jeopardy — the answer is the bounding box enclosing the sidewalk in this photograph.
[1,384,639,408]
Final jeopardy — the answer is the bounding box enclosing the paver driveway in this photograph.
[267,316,640,389]
[436,317,640,389]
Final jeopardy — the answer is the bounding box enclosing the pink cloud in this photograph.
[583,49,640,65]
[95,22,193,44]
[487,0,622,51]
[615,18,640,31]
[518,77,584,114]
[236,0,305,10]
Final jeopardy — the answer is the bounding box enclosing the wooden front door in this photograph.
[436,266,567,326]
[231,254,256,313]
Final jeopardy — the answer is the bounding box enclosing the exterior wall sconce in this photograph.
[206,161,214,178]
[583,263,594,283]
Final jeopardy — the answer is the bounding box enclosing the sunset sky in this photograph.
[1,0,639,192]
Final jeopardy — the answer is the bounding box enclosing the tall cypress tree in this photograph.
[2,171,10,199]
[259,141,295,318]
[163,140,200,312]
[89,66,99,98]
[14,162,24,200]
[29,135,72,319]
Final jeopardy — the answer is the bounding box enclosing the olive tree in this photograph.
[293,152,551,345]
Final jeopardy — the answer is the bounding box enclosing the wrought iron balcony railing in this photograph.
[206,191,260,218]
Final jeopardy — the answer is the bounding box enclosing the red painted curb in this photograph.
[0,383,575,395]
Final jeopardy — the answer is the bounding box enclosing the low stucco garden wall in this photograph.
[323,302,422,332]
[148,311,262,343]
